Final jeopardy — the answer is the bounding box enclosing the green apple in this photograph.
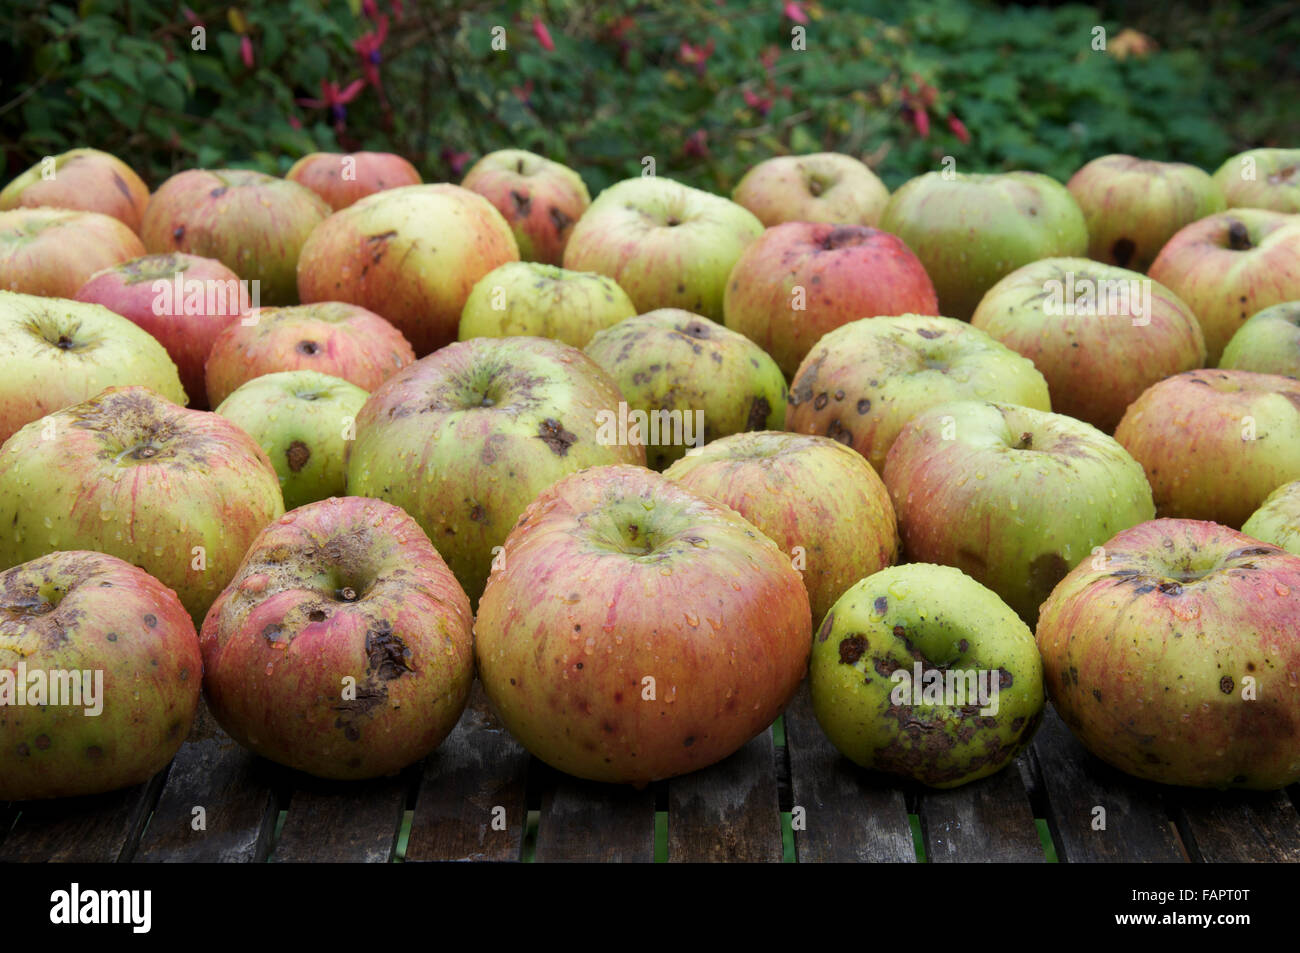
[1212,148,1300,214]
[562,176,763,321]
[664,431,898,623]
[971,257,1206,433]
[1218,300,1300,377]
[884,400,1155,622]
[459,261,636,349]
[215,370,369,510]
[787,313,1050,472]
[878,171,1088,320]
[585,309,786,470]
[810,563,1044,788]
[1066,154,1224,272]
[1242,481,1300,555]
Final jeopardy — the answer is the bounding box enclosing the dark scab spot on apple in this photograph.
[825,419,852,445]
[746,395,771,431]
[1111,237,1136,267]
[308,609,326,622]
[833,389,844,401]
[510,189,532,216]
[958,638,969,653]
[813,392,828,410]
[86,745,104,761]
[838,635,866,664]
[35,734,51,750]
[549,206,572,234]
[916,327,943,339]
[143,613,157,628]
[1228,546,1276,560]
[1220,675,1234,694]
[106,632,117,641]
[1157,580,1182,596]
[344,724,361,742]
[873,596,888,614]
[261,623,283,645]
[1029,552,1069,598]
[111,172,132,201]
[815,611,835,642]
[1226,220,1252,251]
[469,504,486,523]
[683,735,696,747]
[682,322,711,339]
[998,667,1013,688]
[1134,583,1156,594]
[366,624,414,681]
[173,225,185,242]
[179,668,189,682]
[16,742,29,757]
[820,225,870,250]
[285,440,311,472]
[857,398,871,414]
[210,186,228,198]
[1092,688,1102,702]
[537,417,576,454]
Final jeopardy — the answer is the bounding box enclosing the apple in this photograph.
[1242,481,1300,555]
[141,169,331,306]
[286,151,422,211]
[475,464,811,785]
[297,183,519,356]
[562,176,763,321]
[1218,300,1300,377]
[809,563,1045,788]
[75,252,249,409]
[0,208,146,298]
[878,171,1088,321]
[722,222,940,377]
[0,386,284,624]
[1114,369,1300,528]
[200,497,474,780]
[0,148,150,233]
[459,261,636,349]
[346,336,644,603]
[1148,209,1300,364]
[214,371,370,510]
[1037,519,1300,789]
[584,309,787,470]
[1213,148,1300,214]
[663,431,898,623]
[0,550,201,800]
[0,290,186,443]
[203,301,415,408]
[883,400,1156,623]
[1065,154,1225,272]
[731,152,890,228]
[970,257,1206,433]
[787,313,1050,472]
[461,149,591,265]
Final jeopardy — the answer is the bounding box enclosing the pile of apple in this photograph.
[1,141,1298,803]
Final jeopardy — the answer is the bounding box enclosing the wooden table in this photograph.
[3,683,1298,863]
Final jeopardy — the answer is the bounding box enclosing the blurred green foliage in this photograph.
[0,0,1294,194]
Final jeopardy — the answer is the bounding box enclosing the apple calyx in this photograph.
[1227,219,1253,251]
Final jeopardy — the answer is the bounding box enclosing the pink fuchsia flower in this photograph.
[182,6,203,27]
[759,45,779,73]
[683,129,709,158]
[533,18,555,52]
[354,15,389,91]
[743,88,772,117]
[678,39,716,76]
[240,35,254,68]
[783,2,808,25]
[911,106,930,138]
[512,79,535,107]
[297,78,366,129]
[948,114,970,144]
[442,149,472,176]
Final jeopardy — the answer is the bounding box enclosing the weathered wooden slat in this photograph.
[668,726,782,862]
[784,682,915,863]
[1030,705,1184,863]
[134,702,280,863]
[0,771,166,863]
[917,755,1044,862]
[0,802,16,851]
[534,763,656,863]
[1173,788,1300,863]
[271,771,410,863]
[405,683,529,862]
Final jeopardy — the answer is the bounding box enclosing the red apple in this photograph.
[461,149,591,265]
[201,497,474,780]
[204,301,415,408]
[1148,209,1300,364]
[286,151,422,211]
[0,208,146,298]
[1213,149,1300,215]
[76,252,250,409]
[1037,519,1300,789]
[297,184,519,355]
[1114,369,1300,528]
[0,148,151,233]
[723,222,939,377]
[475,464,811,784]
[141,169,331,305]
